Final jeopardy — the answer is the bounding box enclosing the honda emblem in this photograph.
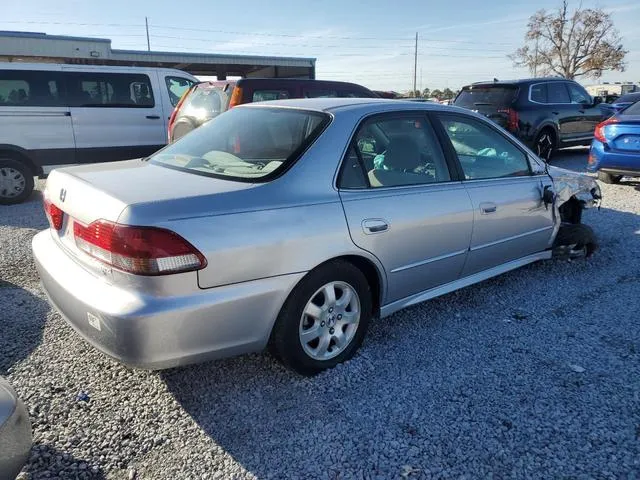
[59,188,67,202]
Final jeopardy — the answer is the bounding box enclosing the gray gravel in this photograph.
[1,150,640,480]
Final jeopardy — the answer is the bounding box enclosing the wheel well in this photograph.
[330,255,383,317]
[537,125,557,143]
[558,196,583,224]
[0,148,39,176]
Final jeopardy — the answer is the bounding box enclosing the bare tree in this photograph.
[510,0,627,79]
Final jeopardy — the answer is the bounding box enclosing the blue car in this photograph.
[598,92,640,118]
[588,100,640,183]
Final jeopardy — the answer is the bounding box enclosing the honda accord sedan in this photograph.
[33,98,601,375]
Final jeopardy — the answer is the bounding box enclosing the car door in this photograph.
[338,112,474,304]
[545,81,582,143]
[435,113,555,277]
[64,69,166,163]
[566,82,603,137]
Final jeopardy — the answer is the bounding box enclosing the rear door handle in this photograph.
[551,111,559,115]
[480,202,497,214]
[362,219,389,234]
[146,115,160,119]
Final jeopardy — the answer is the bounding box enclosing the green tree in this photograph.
[422,87,431,98]
[430,89,443,100]
[510,0,626,79]
[442,88,455,100]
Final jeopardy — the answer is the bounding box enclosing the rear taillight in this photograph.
[594,117,618,143]
[167,87,193,142]
[498,108,519,132]
[73,220,206,276]
[228,86,243,108]
[43,194,64,230]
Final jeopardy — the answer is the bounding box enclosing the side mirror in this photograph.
[542,185,555,208]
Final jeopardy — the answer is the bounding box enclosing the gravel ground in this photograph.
[1,150,639,480]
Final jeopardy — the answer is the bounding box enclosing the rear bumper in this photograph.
[32,230,304,370]
[587,140,640,176]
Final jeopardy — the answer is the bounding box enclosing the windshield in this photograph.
[151,106,329,181]
[454,85,518,108]
[178,85,227,120]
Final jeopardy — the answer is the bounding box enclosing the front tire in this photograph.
[270,260,372,375]
[597,171,622,184]
[553,223,598,258]
[0,157,34,205]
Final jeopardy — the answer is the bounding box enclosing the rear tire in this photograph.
[0,157,34,205]
[597,171,622,184]
[534,129,556,162]
[553,223,598,258]
[270,260,372,375]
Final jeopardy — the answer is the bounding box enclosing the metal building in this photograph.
[0,30,316,79]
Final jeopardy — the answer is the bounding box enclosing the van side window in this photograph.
[252,90,290,102]
[304,89,338,98]
[0,70,64,107]
[66,73,155,108]
[165,76,195,107]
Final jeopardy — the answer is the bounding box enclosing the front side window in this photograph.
[567,83,591,104]
[438,115,530,180]
[150,106,329,181]
[165,76,196,107]
[546,82,571,104]
[350,115,451,188]
[252,90,290,102]
[66,72,155,107]
[0,70,64,107]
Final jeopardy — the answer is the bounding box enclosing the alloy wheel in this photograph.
[299,281,361,361]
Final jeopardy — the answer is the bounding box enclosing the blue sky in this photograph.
[2,0,639,92]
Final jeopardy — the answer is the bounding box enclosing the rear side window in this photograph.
[546,82,570,104]
[66,72,155,108]
[150,107,329,182]
[454,86,518,109]
[0,70,64,107]
[252,90,290,102]
[530,84,547,103]
[165,76,195,107]
[304,89,338,98]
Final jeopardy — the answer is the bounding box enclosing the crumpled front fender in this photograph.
[547,165,602,208]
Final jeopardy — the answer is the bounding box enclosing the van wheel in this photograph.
[597,171,622,184]
[534,129,556,162]
[270,260,372,375]
[0,157,34,205]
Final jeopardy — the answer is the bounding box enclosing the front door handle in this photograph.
[480,202,497,214]
[146,115,161,120]
[362,219,389,234]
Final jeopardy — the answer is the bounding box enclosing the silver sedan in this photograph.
[32,98,601,375]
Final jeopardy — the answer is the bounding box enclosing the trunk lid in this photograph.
[610,115,640,153]
[453,84,519,130]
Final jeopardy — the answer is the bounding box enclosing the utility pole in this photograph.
[533,37,539,77]
[145,17,151,52]
[413,32,418,97]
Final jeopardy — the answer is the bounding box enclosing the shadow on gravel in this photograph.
[0,281,49,374]
[22,443,106,480]
[0,188,48,230]
[161,205,640,479]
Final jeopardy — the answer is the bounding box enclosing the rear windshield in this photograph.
[621,100,640,115]
[151,106,330,181]
[178,85,228,120]
[454,85,518,108]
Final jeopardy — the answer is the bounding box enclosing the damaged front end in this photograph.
[546,165,602,258]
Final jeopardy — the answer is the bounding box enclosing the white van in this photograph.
[0,63,197,204]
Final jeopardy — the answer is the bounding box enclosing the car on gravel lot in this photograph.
[0,376,32,479]
[598,92,640,118]
[587,99,640,183]
[454,78,606,161]
[168,78,378,142]
[32,98,601,375]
